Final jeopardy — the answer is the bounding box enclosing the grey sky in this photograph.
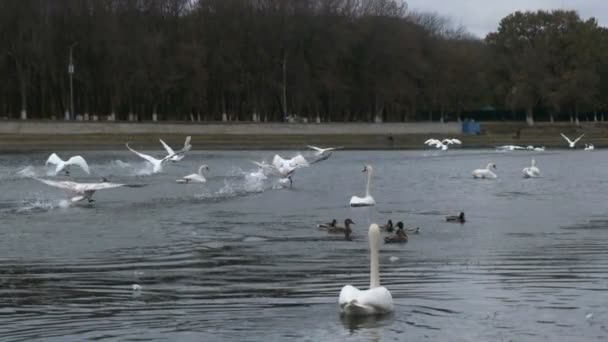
[406,0,608,38]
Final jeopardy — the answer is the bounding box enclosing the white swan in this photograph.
[307,145,343,163]
[350,165,375,206]
[339,224,393,316]
[45,153,90,175]
[176,164,209,183]
[424,138,461,151]
[160,136,192,162]
[522,159,541,178]
[36,178,128,203]
[496,145,525,152]
[126,143,181,173]
[584,143,595,151]
[561,133,584,148]
[472,162,497,179]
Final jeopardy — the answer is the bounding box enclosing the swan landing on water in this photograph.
[522,159,541,178]
[350,165,375,207]
[160,136,192,162]
[35,178,135,203]
[339,224,394,316]
[472,163,497,179]
[560,133,584,148]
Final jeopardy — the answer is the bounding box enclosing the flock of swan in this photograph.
[17,131,599,318]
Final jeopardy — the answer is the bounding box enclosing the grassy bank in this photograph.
[1,121,607,151]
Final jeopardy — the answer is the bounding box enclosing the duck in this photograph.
[325,218,355,233]
[522,159,541,178]
[446,212,465,223]
[339,224,394,316]
[384,222,408,243]
[317,219,337,229]
[472,162,497,179]
[379,219,394,232]
[350,165,376,207]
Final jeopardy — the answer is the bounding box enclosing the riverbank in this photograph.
[1,120,607,151]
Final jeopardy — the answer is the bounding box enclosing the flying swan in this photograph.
[307,145,343,163]
[253,154,308,186]
[472,162,497,179]
[160,136,192,162]
[350,165,375,206]
[424,138,462,151]
[176,164,209,183]
[339,223,393,316]
[522,159,541,178]
[560,133,584,148]
[45,153,90,176]
[36,178,130,203]
[126,143,183,173]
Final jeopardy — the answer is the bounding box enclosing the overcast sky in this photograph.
[406,0,608,38]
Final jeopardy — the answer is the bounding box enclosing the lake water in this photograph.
[0,149,607,341]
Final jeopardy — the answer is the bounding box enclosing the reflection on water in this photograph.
[0,150,607,340]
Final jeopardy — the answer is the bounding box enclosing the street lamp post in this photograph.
[68,42,77,120]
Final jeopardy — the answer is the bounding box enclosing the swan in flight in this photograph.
[176,164,209,183]
[160,136,192,162]
[584,143,595,151]
[424,138,461,151]
[496,145,525,152]
[126,143,182,173]
[472,162,497,179]
[45,153,90,176]
[350,165,375,206]
[307,145,343,163]
[36,178,130,203]
[522,159,541,178]
[252,154,307,187]
[560,133,584,148]
[526,145,546,151]
[339,224,393,316]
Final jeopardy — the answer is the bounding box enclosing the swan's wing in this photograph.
[424,139,439,145]
[307,145,324,152]
[272,154,287,169]
[289,154,309,168]
[45,153,63,166]
[126,143,160,164]
[451,138,462,144]
[79,182,125,191]
[65,156,90,174]
[182,136,192,151]
[560,133,573,144]
[442,139,453,144]
[36,178,80,192]
[339,285,360,309]
[159,139,176,155]
[573,134,585,144]
[358,286,394,313]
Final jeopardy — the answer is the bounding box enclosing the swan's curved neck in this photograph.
[198,166,206,176]
[365,168,373,197]
[369,227,380,288]
[531,159,535,167]
[486,163,493,170]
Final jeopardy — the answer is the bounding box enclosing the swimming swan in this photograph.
[584,143,595,151]
[126,143,182,173]
[339,224,394,316]
[160,136,192,162]
[176,164,209,183]
[472,163,497,179]
[522,159,541,178]
[36,178,129,203]
[350,165,376,207]
[560,133,584,148]
[45,153,90,176]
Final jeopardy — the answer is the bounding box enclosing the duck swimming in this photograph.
[325,218,355,233]
[318,219,337,228]
[380,219,394,232]
[446,212,465,223]
[384,222,408,243]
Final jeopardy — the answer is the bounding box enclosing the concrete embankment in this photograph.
[1,120,607,151]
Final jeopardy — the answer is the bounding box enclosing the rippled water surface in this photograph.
[1,149,607,341]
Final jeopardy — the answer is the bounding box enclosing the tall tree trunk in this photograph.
[281,52,288,121]
[526,107,534,126]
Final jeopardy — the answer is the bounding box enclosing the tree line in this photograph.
[0,0,606,124]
